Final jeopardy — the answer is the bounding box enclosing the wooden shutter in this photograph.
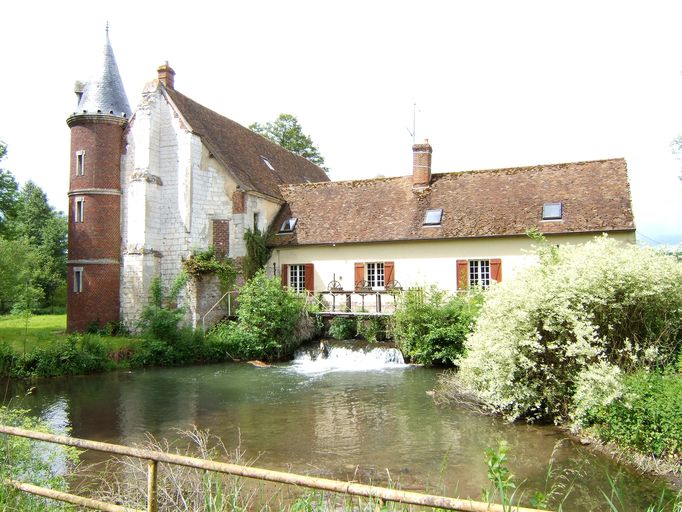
[490,258,502,283]
[304,263,314,293]
[456,259,468,290]
[281,264,288,287]
[354,262,365,290]
[384,261,395,285]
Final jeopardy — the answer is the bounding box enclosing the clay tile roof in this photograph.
[270,158,635,247]
[164,88,329,199]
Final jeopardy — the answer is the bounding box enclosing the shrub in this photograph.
[356,316,388,343]
[446,236,682,422]
[137,273,189,343]
[590,371,682,459]
[0,406,78,510]
[9,334,110,377]
[328,316,357,340]
[393,287,482,366]
[207,270,305,361]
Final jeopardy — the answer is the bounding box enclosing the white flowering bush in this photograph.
[444,236,682,423]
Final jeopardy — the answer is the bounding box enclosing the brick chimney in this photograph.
[412,139,433,188]
[157,62,175,90]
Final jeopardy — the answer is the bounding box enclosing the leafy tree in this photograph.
[0,238,39,314]
[9,181,67,311]
[0,142,18,237]
[250,114,328,172]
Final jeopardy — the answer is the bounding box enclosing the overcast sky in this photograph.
[1,1,680,245]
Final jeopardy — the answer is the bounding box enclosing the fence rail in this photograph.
[0,425,548,512]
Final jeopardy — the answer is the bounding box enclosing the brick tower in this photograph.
[66,27,131,332]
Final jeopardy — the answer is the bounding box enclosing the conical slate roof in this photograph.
[77,28,131,117]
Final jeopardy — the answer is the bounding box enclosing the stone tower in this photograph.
[66,27,131,332]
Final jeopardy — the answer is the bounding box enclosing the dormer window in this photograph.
[542,202,563,220]
[279,217,297,233]
[423,208,443,226]
[260,156,275,171]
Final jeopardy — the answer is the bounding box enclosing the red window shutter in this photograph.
[384,261,395,285]
[304,263,314,293]
[281,264,288,287]
[354,263,365,288]
[456,260,468,290]
[490,258,502,283]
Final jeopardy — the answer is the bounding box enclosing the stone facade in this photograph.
[119,81,286,330]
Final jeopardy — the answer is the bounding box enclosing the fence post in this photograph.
[147,459,158,512]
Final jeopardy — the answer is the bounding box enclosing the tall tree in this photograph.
[11,181,67,311]
[250,114,328,172]
[0,142,18,237]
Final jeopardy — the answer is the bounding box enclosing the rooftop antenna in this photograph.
[406,102,418,143]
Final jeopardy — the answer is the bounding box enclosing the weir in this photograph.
[289,341,406,374]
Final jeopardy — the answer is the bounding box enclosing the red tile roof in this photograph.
[164,87,329,199]
[270,158,635,247]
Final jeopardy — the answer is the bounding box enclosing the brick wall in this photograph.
[68,194,121,260]
[67,114,126,332]
[212,219,230,258]
[67,263,120,332]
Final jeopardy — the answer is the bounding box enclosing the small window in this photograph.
[74,197,84,223]
[253,211,260,230]
[76,151,85,176]
[366,262,385,288]
[542,202,563,220]
[73,267,84,293]
[260,156,275,171]
[289,264,306,293]
[423,208,443,226]
[279,217,297,233]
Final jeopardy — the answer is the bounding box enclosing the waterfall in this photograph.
[289,341,407,374]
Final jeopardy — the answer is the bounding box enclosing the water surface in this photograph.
[2,343,675,510]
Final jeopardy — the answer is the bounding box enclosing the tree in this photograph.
[10,181,67,311]
[249,114,328,172]
[0,142,18,237]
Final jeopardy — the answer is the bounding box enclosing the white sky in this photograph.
[1,1,680,245]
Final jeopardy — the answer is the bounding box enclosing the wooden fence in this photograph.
[0,425,548,512]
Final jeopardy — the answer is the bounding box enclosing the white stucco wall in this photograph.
[269,232,635,294]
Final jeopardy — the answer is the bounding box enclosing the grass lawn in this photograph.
[0,314,141,355]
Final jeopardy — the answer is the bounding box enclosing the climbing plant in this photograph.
[242,228,272,281]
[182,247,237,291]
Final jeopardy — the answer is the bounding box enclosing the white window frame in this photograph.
[289,264,306,293]
[279,217,297,233]
[542,202,563,220]
[74,196,84,223]
[468,260,491,289]
[423,208,443,226]
[73,267,84,293]
[366,262,385,288]
[76,150,85,176]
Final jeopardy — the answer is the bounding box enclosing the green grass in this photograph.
[0,314,141,355]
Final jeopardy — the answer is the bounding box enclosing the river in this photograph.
[1,341,675,510]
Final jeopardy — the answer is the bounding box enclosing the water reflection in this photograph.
[1,358,675,511]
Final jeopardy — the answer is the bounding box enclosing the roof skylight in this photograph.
[423,208,443,226]
[260,156,275,171]
[279,217,298,233]
[542,202,563,220]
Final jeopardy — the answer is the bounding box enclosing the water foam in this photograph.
[289,343,406,374]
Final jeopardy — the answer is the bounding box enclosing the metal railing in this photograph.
[0,425,548,512]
